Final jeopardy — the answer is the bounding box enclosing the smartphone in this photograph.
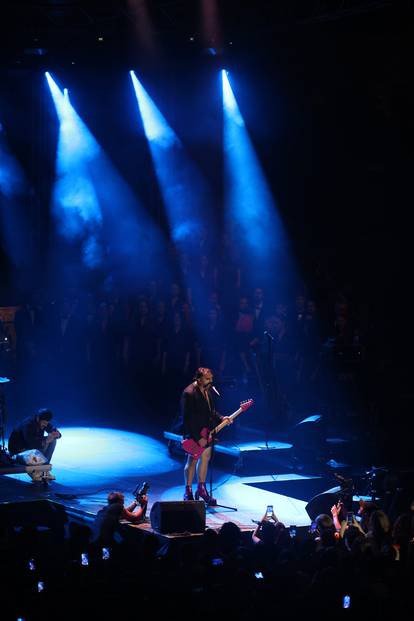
[289,525,297,538]
[28,559,36,571]
[81,553,89,566]
[347,512,354,525]
[37,581,44,593]
[254,572,264,579]
[266,505,273,517]
[343,595,351,609]
[102,547,110,560]
[211,558,223,566]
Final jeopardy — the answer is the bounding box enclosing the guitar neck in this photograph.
[212,407,242,436]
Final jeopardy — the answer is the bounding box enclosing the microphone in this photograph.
[264,330,274,341]
[211,385,221,397]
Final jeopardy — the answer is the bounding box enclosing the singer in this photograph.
[181,367,231,504]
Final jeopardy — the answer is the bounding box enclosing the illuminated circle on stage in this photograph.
[49,427,180,487]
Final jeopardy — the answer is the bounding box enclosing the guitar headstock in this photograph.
[240,398,254,411]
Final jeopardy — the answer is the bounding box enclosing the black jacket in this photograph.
[181,382,222,441]
[8,416,54,455]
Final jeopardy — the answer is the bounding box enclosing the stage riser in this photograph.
[166,434,293,475]
[0,499,68,528]
[214,449,294,475]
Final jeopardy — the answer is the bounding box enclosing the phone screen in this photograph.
[81,553,89,566]
[347,512,354,525]
[289,525,297,538]
[343,595,351,608]
[266,505,273,516]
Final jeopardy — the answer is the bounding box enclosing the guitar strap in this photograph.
[201,387,217,433]
[204,389,212,411]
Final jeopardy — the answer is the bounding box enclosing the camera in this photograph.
[347,512,354,525]
[133,481,150,503]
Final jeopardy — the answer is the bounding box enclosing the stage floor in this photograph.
[0,426,342,532]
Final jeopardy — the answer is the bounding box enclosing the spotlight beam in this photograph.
[221,69,301,299]
[130,70,208,245]
[45,72,167,279]
[222,70,283,263]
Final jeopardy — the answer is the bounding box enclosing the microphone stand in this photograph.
[208,427,237,512]
[0,380,10,452]
[263,330,277,441]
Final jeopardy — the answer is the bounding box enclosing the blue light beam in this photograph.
[0,122,32,270]
[130,71,208,247]
[0,122,26,198]
[46,72,167,280]
[46,72,102,267]
[222,70,284,266]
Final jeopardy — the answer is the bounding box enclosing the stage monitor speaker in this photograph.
[150,501,206,534]
[291,414,323,442]
[305,491,340,522]
[289,414,324,458]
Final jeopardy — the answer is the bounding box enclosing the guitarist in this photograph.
[182,367,232,505]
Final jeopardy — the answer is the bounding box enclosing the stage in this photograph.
[0,425,342,534]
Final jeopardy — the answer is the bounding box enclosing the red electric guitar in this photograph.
[181,398,254,460]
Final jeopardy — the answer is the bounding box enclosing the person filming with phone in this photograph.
[309,512,338,548]
[252,505,285,544]
[251,505,291,573]
[330,501,366,540]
